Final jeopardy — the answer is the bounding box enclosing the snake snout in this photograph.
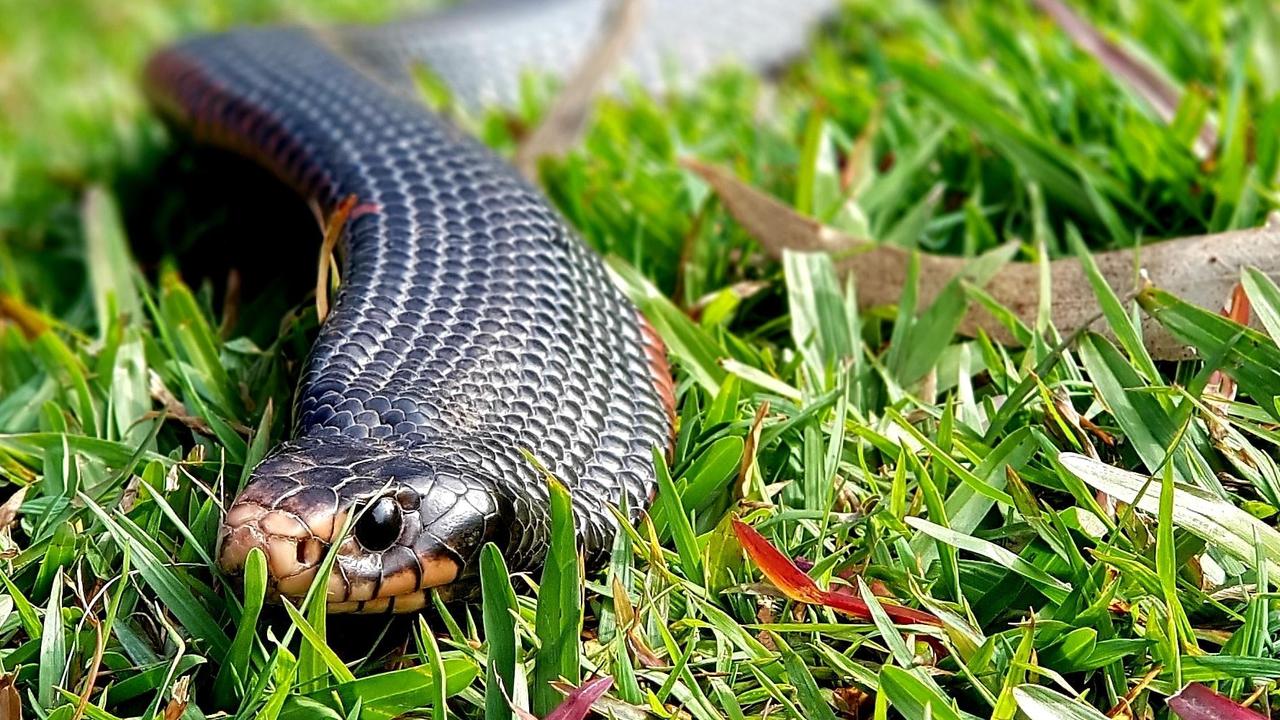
[217,470,341,599]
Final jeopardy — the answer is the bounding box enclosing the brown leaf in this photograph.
[684,159,850,255]
[627,628,665,669]
[832,686,871,718]
[0,672,20,720]
[1049,388,1099,459]
[687,158,1280,361]
[1034,0,1216,159]
[72,612,106,720]
[515,0,647,177]
[610,574,634,629]
[1105,665,1162,719]
[737,401,770,499]
[0,488,27,531]
[162,676,190,720]
[1207,281,1250,401]
[1078,416,1116,447]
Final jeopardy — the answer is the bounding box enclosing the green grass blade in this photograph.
[532,477,582,716]
[480,543,519,720]
[37,571,65,709]
[214,547,268,705]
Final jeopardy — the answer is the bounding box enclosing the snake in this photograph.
[144,0,835,613]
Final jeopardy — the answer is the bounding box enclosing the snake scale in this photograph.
[145,0,835,612]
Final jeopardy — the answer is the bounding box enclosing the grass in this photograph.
[3,0,1280,718]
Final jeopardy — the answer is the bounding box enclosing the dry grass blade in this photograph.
[515,0,647,177]
[315,194,358,323]
[1033,0,1216,158]
[737,401,770,499]
[1059,452,1280,579]
[687,159,1280,360]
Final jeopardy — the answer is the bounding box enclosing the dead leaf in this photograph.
[71,612,106,720]
[515,0,647,177]
[610,575,634,628]
[1049,388,1099,459]
[0,672,19,720]
[737,401,770,499]
[1078,415,1116,447]
[0,488,26,531]
[686,158,1280,361]
[1034,0,1216,159]
[162,676,190,720]
[627,629,665,669]
[832,686,871,718]
[1206,281,1250,401]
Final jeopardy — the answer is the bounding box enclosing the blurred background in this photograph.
[3,0,1278,316]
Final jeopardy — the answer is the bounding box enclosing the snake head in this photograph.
[217,436,508,612]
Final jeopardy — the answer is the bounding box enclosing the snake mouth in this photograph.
[218,497,462,613]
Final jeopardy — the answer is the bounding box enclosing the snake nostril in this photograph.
[295,537,324,566]
[354,496,402,552]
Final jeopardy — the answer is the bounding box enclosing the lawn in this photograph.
[3,0,1280,718]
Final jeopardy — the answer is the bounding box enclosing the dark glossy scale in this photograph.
[144,0,835,606]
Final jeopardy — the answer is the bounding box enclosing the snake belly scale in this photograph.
[144,0,834,612]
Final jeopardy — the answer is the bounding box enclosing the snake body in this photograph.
[145,0,834,612]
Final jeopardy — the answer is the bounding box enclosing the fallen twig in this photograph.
[686,158,1280,360]
[514,0,647,178]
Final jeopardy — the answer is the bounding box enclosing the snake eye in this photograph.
[354,496,402,552]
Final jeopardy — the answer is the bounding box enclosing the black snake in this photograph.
[144,0,835,612]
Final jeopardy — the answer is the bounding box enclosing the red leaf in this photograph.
[732,519,940,626]
[732,519,825,603]
[545,676,613,720]
[1168,683,1266,720]
[816,588,941,627]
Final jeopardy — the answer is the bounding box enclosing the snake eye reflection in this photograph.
[354,496,402,552]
